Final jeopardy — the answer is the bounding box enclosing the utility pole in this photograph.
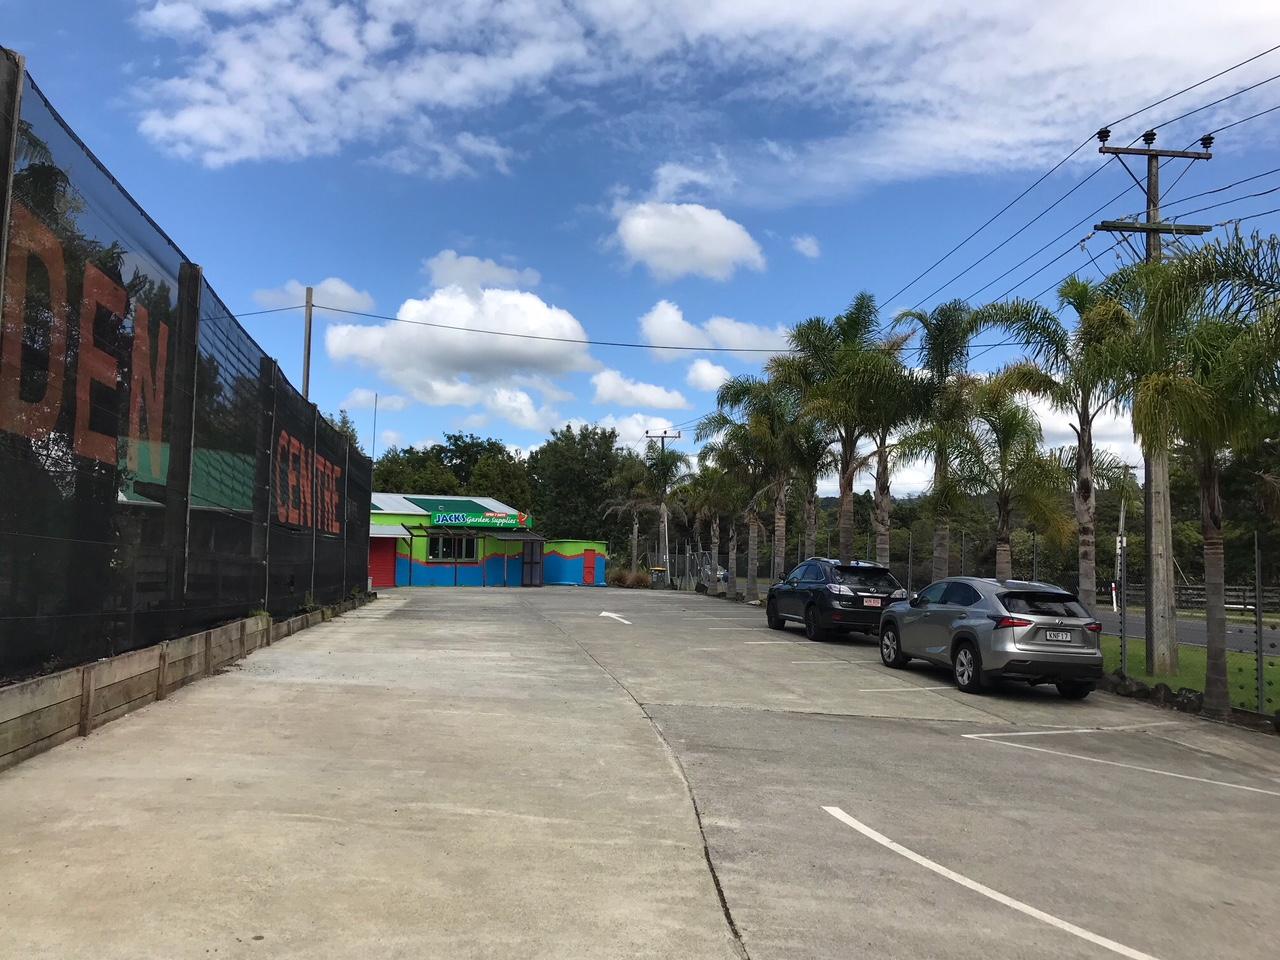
[645,429,682,587]
[302,284,314,400]
[1094,128,1213,671]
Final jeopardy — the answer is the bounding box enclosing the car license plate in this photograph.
[1045,630,1072,642]
[863,597,881,608]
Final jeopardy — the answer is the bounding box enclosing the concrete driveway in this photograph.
[2,586,1278,960]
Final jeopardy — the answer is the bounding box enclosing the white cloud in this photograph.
[791,234,821,258]
[591,369,690,409]
[253,277,374,316]
[595,413,679,452]
[424,249,540,292]
[324,286,594,429]
[615,201,764,281]
[379,429,404,449]
[1029,396,1141,472]
[639,299,788,361]
[686,358,730,391]
[340,387,408,411]
[132,2,1280,201]
[374,128,515,180]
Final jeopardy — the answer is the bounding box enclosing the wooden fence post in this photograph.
[155,642,170,701]
[78,662,98,736]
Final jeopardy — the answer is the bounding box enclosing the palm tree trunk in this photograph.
[745,508,759,601]
[995,493,1012,581]
[804,483,817,559]
[630,514,639,575]
[872,437,891,566]
[659,501,670,588]
[838,446,854,562]
[710,513,722,596]
[772,482,787,580]
[1075,420,1097,613]
[931,449,950,581]
[1200,448,1229,717]
[1148,447,1179,675]
[727,519,738,599]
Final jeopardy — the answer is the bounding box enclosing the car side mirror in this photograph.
[909,595,924,608]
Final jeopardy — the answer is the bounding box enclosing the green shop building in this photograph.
[368,493,606,589]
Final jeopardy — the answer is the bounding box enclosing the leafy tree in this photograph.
[894,300,986,581]
[468,451,533,509]
[432,432,510,487]
[327,409,362,451]
[527,425,623,541]
[373,445,461,494]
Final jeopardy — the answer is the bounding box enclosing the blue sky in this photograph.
[7,1,1280,493]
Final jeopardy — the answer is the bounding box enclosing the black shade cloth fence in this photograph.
[0,54,371,680]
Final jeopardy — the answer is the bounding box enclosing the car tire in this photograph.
[1055,681,1094,700]
[804,605,827,641]
[880,624,909,668]
[953,641,984,694]
[766,600,785,631]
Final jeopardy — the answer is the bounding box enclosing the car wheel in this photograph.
[804,605,827,641]
[766,600,785,630]
[1055,681,1094,700]
[953,641,984,694]
[880,625,909,668]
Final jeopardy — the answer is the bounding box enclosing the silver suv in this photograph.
[878,577,1104,699]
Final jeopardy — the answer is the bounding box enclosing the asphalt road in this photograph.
[2,587,1278,960]
[1095,609,1280,654]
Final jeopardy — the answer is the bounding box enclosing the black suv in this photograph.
[766,557,906,640]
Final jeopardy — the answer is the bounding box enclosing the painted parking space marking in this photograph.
[822,806,1163,960]
[856,685,954,693]
[963,722,1181,739]
[743,640,796,644]
[964,734,1280,798]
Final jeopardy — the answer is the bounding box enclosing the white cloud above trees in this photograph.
[615,202,764,282]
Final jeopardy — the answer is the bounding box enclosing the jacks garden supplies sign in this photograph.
[432,511,530,528]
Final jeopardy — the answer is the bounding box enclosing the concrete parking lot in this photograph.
[2,587,1279,960]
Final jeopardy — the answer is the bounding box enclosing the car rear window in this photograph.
[834,566,899,592]
[1000,592,1089,617]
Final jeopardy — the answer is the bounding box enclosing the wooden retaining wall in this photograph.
[0,594,375,774]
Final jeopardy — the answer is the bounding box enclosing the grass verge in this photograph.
[1101,635,1278,714]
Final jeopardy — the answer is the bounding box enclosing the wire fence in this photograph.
[0,57,371,682]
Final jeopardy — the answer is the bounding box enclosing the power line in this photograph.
[877,42,1280,305]
[1162,164,1280,207]
[313,302,1021,354]
[1217,205,1280,225]
[1170,184,1280,220]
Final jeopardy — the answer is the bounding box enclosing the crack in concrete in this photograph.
[520,597,751,960]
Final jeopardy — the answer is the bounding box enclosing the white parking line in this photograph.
[791,659,848,664]
[963,722,1181,739]
[743,640,794,644]
[857,685,954,693]
[822,806,1163,960]
[966,737,1280,798]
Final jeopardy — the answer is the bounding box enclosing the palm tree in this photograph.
[956,377,1071,580]
[697,389,785,602]
[1103,261,1211,675]
[894,300,987,581]
[829,338,917,565]
[641,440,690,586]
[702,376,800,585]
[977,278,1129,611]
[602,451,652,574]
[789,416,838,561]
[683,464,736,594]
[769,293,881,560]
[1168,238,1280,714]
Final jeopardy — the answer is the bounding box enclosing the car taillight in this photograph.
[1085,621,1103,633]
[988,615,1034,628]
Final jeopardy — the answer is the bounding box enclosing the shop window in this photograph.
[428,536,477,561]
